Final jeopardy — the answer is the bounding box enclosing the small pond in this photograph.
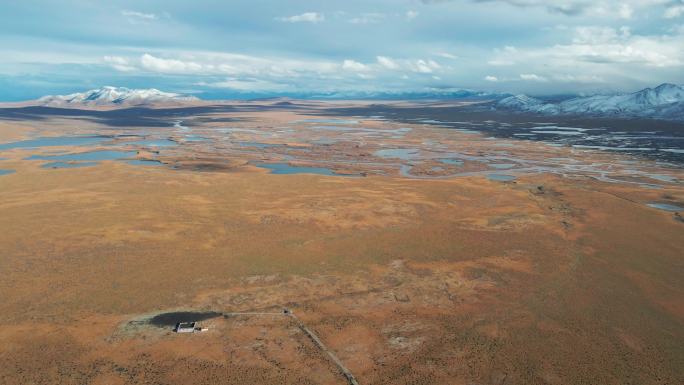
[26,150,137,162]
[256,162,345,176]
[487,174,517,182]
[0,136,109,151]
[375,148,420,160]
[42,161,98,169]
[647,202,683,212]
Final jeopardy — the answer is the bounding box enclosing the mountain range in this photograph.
[37,86,199,107]
[34,87,499,107]
[495,83,684,121]
[24,84,684,121]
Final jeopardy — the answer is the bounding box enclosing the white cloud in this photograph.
[102,52,345,78]
[485,75,499,82]
[348,13,385,24]
[487,46,519,65]
[103,56,136,72]
[563,27,681,66]
[410,59,441,73]
[342,59,370,71]
[489,26,684,70]
[618,4,634,19]
[572,26,629,44]
[425,1,674,19]
[121,10,157,20]
[277,12,324,23]
[436,52,458,59]
[377,56,400,69]
[123,53,446,83]
[552,74,606,83]
[467,24,684,90]
[375,56,448,73]
[140,54,203,73]
[488,59,515,66]
[197,78,288,91]
[121,10,157,24]
[520,73,547,81]
[406,10,419,20]
[664,4,684,18]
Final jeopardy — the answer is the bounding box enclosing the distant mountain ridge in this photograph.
[495,83,684,120]
[38,86,199,107]
[308,89,505,100]
[27,84,684,121]
[32,87,502,107]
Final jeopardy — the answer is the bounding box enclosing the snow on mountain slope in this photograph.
[496,94,544,110]
[38,86,199,107]
[496,83,684,120]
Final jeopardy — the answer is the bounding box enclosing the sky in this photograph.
[1,0,684,100]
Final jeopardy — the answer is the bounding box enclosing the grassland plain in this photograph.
[0,103,683,384]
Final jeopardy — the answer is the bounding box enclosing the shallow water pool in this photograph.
[26,150,137,162]
[647,202,683,212]
[256,162,343,176]
[0,136,109,151]
[42,161,98,169]
[487,174,517,182]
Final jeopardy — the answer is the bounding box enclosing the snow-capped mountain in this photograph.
[496,94,544,110]
[38,86,199,107]
[496,83,684,120]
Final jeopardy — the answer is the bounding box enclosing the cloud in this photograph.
[140,54,203,73]
[124,53,445,84]
[485,75,499,81]
[121,10,157,24]
[572,26,630,44]
[488,26,684,69]
[520,73,547,81]
[102,52,348,79]
[276,12,324,23]
[342,59,370,71]
[552,74,606,83]
[410,59,441,73]
[664,4,684,18]
[348,13,385,24]
[422,0,674,18]
[103,56,136,72]
[618,4,634,19]
[435,52,458,59]
[340,57,447,75]
[377,56,400,69]
[421,0,585,15]
[564,26,682,66]
[406,10,419,20]
[197,78,288,91]
[488,59,515,66]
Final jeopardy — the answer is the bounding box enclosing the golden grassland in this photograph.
[0,107,683,384]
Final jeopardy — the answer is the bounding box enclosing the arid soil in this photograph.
[1,101,683,384]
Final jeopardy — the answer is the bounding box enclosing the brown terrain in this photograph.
[0,100,683,385]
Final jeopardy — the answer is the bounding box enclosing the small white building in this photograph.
[174,322,196,333]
